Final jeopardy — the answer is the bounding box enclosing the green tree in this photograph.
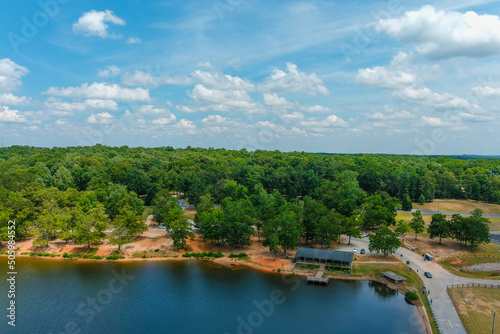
[170,215,195,249]
[194,194,216,225]
[315,209,343,248]
[395,220,410,245]
[75,204,109,248]
[428,213,450,244]
[109,206,146,251]
[152,190,179,227]
[53,166,74,191]
[302,196,327,245]
[343,216,361,245]
[418,194,426,205]
[465,209,491,249]
[368,226,401,256]
[200,209,226,245]
[401,193,412,211]
[409,210,425,240]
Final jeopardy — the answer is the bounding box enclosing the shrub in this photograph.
[277,268,281,273]
[106,255,124,260]
[154,249,160,252]
[405,291,419,301]
[229,253,247,258]
[301,264,320,270]
[326,265,344,271]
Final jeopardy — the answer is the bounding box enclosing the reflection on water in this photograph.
[0,257,425,334]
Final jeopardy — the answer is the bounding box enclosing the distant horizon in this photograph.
[2,143,500,159]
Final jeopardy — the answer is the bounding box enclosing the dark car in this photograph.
[360,249,365,254]
[424,272,432,278]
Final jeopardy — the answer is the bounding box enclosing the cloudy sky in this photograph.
[1,0,500,154]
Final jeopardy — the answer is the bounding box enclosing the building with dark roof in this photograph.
[294,247,353,267]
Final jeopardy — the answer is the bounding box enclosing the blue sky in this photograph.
[1,0,500,154]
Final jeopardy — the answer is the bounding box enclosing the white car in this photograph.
[353,248,358,253]
[158,225,166,230]
[360,233,368,238]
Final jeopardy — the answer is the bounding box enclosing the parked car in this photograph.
[353,248,358,253]
[158,225,166,230]
[424,272,432,278]
[360,249,365,254]
[360,233,368,238]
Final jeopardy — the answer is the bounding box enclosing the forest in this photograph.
[0,145,498,252]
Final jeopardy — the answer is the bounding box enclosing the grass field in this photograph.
[439,243,500,279]
[397,212,500,232]
[448,287,500,334]
[413,200,500,215]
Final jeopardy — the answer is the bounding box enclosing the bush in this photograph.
[228,253,247,258]
[183,251,224,259]
[326,265,344,271]
[106,255,125,260]
[277,268,281,273]
[154,249,160,252]
[405,291,419,301]
[301,264,320,270]
[0,251,9,255]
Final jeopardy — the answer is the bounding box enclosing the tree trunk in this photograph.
[348,235,351,245]
[415,232,418,240]
[439,235,442,244]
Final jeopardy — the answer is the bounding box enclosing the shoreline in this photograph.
[2,253,432,333]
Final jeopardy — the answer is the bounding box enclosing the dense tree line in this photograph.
[1,145,499,252]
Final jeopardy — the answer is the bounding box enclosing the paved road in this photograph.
[398,209,500,218]
[343,237,500,334]
[490,233,500,245]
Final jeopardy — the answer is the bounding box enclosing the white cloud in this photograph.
[365,109,414,121]
[55,119,66,126]
[87,112,114,124]
[98,65,121,78]
[135,105,169,115]
[0,93,30,105]
[393,86,479,110]
[259,63,329,95]
[188,84,264,114]
[471,86,500,97]
[281,112,305,123]
[126,36,142,44]
[0,106,27,123]
[300,104,331,113]
[176,105,196,113]
[172,119,197,134]
[0,58,29,93]
[356,67,416,89]
[263,93,294,109]
[73,10,126,39]
[152,115,176,125]
[122,71,192,86]
[300,114,347,129]
[191,70,254,91]
[44,98,119,114]
[421,116,451,127]
[377,5,500,58]
[44,82,150,102]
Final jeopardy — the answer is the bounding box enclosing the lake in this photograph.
[0,257,425,334]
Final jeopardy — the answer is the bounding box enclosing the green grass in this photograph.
[448,287,500,334]
[440,255,500,280]
[413,200,500,215]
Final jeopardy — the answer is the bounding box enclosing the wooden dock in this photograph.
[307,264,329,285]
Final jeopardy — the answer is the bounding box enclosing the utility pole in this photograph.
[492,310,496,334]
